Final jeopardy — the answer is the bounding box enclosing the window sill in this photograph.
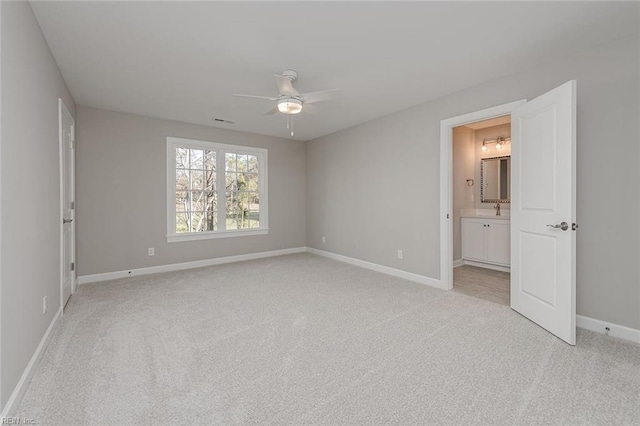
[167,228,269,242]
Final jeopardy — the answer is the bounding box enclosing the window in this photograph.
[167,137,268,242]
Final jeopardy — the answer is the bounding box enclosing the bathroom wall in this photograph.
[474,123,511,210]
[452,126,475,261]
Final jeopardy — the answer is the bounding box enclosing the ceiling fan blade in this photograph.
[274,75,299,96]
[300,89,340,104]
[233,94,278,101]
[263,106,279,116]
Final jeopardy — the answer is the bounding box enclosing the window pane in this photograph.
[176,169,189,191]
[235,191,246,213]
[226,218,238,230]
[237,154,248,172]
[205,191,217,213]
[229,209,247,229]
[225,191,236,213]
[204,150,216,171]
[225,188,245,229]
[248,155,258,174]
[176,191,188,212]
[248,211,259,229]
[205,211,217,231]
[241,210,251,229]
[190,211,205,232]
[190,149,204,169]
[247,192,259,211]
[204,169,216,192]
[247,172,259,192]
[190,191,207,212]
[191,170,204,190]
[170,140,265,237]
[225,153,237,172]
[236,173,248,191]
[176,213,188,233]
[176,148,188,169]
[225,172,237,192]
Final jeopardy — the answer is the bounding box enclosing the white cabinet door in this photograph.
[462,219,487,262]
[487,221,510,265]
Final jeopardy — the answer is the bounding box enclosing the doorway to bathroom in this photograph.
[451,115,512,306]
[440,81,577,345]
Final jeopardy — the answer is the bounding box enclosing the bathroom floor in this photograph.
[453,265,510,306]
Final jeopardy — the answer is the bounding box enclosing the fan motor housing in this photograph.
[281,69,298,81]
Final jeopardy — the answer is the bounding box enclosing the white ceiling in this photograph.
[31,1,638,141]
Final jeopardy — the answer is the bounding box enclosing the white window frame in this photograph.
[166,136,269,242]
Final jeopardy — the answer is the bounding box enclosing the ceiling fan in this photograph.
[233,69,339,136]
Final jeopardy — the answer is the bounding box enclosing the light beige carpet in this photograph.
[15,253,640,425]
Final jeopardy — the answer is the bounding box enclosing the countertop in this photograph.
[460,209,510,220]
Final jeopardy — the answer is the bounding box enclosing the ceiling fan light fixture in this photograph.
[277,98,302,114]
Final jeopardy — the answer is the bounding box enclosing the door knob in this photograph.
[547,221,568,231]
[63,218,73,224]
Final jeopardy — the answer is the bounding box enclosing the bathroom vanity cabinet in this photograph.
[461,217,510,269]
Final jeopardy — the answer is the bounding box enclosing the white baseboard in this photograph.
[78,247,306,284]
[306,247,446,290]
[453,259,464,268]
[462,259,510,273]
[577,315,640,345]
[0,307,62,417]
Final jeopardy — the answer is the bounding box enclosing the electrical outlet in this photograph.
[397,250,403,259]
[42,296,47,315]
[148,247,155,256]
[322,236,326,243]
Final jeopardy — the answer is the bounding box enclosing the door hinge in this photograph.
[70,201,75,210]
[447,214,450,219]
[70,262,75,271]
[572,223,578,231]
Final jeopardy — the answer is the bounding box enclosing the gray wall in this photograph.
[75,107,306,276]
[1,2,76,409]
[307,34,640,330]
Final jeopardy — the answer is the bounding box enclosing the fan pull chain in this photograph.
[286,115,294,136]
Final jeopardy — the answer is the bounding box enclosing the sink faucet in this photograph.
[495,202,501,216]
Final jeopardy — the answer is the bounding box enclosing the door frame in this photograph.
[439,100,526,290]
[59,98,75,313]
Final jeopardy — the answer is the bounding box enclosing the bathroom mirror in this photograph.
[481,156,510,203]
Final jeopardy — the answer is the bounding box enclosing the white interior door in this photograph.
[511,81,576,345]
[60,99,75,310]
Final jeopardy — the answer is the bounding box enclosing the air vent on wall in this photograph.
[212,117,235,124]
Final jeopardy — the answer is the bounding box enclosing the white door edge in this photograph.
[439,100,526,290]
[59,99,75,315]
